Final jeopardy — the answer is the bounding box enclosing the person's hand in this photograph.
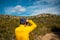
[26,19,29,22]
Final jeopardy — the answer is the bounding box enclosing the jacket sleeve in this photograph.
[26,20,37,32]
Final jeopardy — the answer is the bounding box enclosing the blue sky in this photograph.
[0,0,60,16]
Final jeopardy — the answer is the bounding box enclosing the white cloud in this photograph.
[42,0,60,4]
[4,5,26,14]
[27,0,60,16]
[33,0,60,5]
[14,5,26,12]
[30,7,60,16]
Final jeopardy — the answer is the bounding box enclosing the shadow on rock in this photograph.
[51,25,60,38]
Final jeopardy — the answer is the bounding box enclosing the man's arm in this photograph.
[26,20,37,32]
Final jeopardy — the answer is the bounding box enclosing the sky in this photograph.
[0,0,60,16]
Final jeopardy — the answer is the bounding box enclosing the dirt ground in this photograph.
[34,33,60,40]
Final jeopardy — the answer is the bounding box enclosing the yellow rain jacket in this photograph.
[15,20,37,40]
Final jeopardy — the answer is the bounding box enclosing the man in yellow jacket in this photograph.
[15,18,37,40]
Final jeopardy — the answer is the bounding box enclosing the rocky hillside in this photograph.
[0,14,60,40]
